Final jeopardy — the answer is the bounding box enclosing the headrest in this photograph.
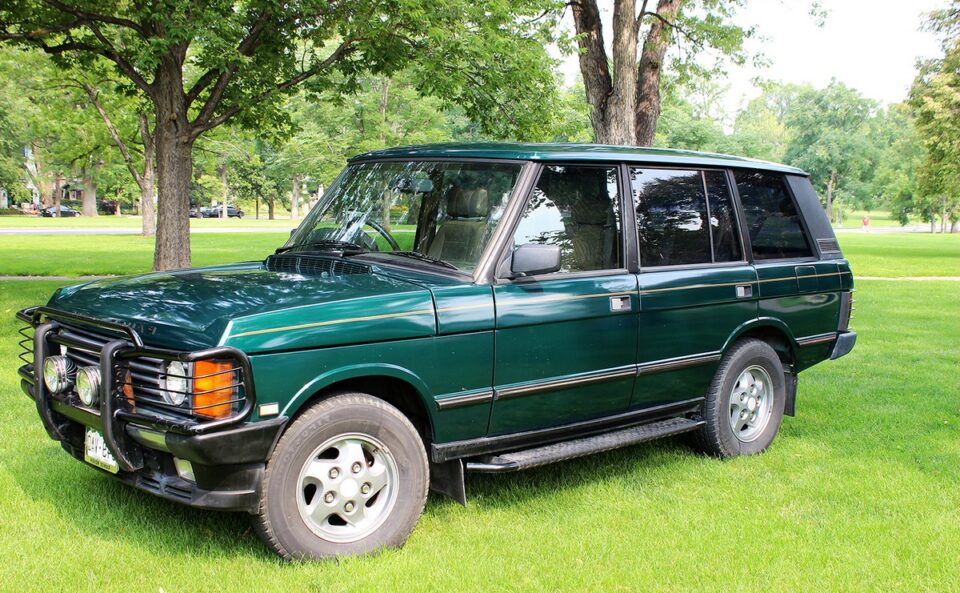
[447,188,489,218]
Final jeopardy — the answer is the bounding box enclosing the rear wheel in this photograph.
[693,339,786,458]
[253,393,428,560]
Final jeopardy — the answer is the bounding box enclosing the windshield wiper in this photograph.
[376,251,460,271]
[275,240,367,255]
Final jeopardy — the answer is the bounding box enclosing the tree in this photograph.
[909,2,960,233]
[570,0,752,145]
[1,0,561,269]
[782,81,876,224]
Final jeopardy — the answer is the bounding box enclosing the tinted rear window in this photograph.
[734,171,813,260]
[631,168,742,267]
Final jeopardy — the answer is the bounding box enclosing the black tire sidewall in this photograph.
[259,394,428,559]
[709,341,786,457]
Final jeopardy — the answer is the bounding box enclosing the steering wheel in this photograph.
[359,219,401,251]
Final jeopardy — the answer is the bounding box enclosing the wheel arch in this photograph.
[279,364,436,443]
[722,317,798,367]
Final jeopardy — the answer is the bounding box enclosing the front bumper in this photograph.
[18,306,286,513]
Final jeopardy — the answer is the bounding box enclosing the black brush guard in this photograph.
[17,306,257,473]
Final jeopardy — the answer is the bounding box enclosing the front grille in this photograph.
[43,320,247,423]
[265,254,371,276]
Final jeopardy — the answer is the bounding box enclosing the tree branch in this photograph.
[185,11,271,109]
[83,20,153,94]
[82,82,144,189]
[40,0,146,35]
[190,40,356,139]
[639,10,702,49]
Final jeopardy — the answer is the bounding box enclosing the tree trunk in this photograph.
[291,175,300,220]
[52,173,64,210]
[930,217,936,233]
[141,153,156,236]
[268,198,275,220]
[636,0,683,146]
[81,164,98,217]
[218,164,229,220]
[825,171,835,223]
[152,63,194,271]
[138,112,156,236]
[941,198,947,233]
[951,219,958,233]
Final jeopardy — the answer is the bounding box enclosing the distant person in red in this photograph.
[862,215,871,232]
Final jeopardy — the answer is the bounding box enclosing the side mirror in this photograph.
[510,244,561,277]
[289,228,297,237]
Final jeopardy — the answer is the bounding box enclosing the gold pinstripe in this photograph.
[639,270,850,295]
[228,291,635,339]
[230,308,435,338]
[229,270,850,339]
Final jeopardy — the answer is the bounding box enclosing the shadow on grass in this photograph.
[7,430,710,559]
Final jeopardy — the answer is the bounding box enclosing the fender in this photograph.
[721,316,799,360]
[280,362,436,423]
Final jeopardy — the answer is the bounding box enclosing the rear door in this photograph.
[732,171,843,367]
[630,167,758,409]
[490,164,638,434]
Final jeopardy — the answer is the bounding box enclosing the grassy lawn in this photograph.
[1,275,957,591]
[837,233,960,277]
[837,209,904,229]
[0,227,956,278]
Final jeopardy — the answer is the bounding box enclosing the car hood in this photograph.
[47,260,438,352]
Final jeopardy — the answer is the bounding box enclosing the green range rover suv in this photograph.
[17,143,856,559]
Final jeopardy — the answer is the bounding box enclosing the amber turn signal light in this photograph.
[193,360,235,419]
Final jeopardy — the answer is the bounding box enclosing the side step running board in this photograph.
[465,417,704,473]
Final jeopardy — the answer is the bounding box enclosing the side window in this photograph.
[734,171,813,260]
[631,168,743,267]
[512,165,622,273]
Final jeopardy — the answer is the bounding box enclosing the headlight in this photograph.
[42,355,75,394]
[161,361,190,406]
[76,366,100,407]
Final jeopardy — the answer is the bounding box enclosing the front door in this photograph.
[490,164,638,434]
[630,167,758,408]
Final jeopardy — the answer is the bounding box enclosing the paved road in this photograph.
[0,227,292,236]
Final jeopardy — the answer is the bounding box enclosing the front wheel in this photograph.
[693,339,786,458]
[253,393,428,560]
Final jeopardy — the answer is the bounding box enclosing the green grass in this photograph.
[837,232,960,277]
[0,227,955,278]
[837,209,904,229]
[0,277,958,592]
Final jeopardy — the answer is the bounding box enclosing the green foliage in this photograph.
[782,80,877,204]
[910,39,960,227]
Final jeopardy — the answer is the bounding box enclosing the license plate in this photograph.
[84,428,119,474]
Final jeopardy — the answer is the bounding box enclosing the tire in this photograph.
[253,393,429,560]
[693,339,786,458]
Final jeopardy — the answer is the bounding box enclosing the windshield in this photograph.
[284,160,525,273]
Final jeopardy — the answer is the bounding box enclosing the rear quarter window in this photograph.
[734,171,813,260]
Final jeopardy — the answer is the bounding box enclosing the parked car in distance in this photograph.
[16,143,855,560]
[40,205,81,217]
[206,205,244,218]
[188,206,210,218]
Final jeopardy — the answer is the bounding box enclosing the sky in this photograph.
[556,0,948,114]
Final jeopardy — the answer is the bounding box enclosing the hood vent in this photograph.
[266,254,372,276]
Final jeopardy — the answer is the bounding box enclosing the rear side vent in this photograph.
[266,255,371,276]
[817,238,842,257]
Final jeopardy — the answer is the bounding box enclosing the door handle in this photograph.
[735,284,753,298]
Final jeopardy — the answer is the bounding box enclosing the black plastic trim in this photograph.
[431,397,704,463]
[829,331,857,360]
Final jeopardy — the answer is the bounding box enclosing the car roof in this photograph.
[350,142,807,176]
